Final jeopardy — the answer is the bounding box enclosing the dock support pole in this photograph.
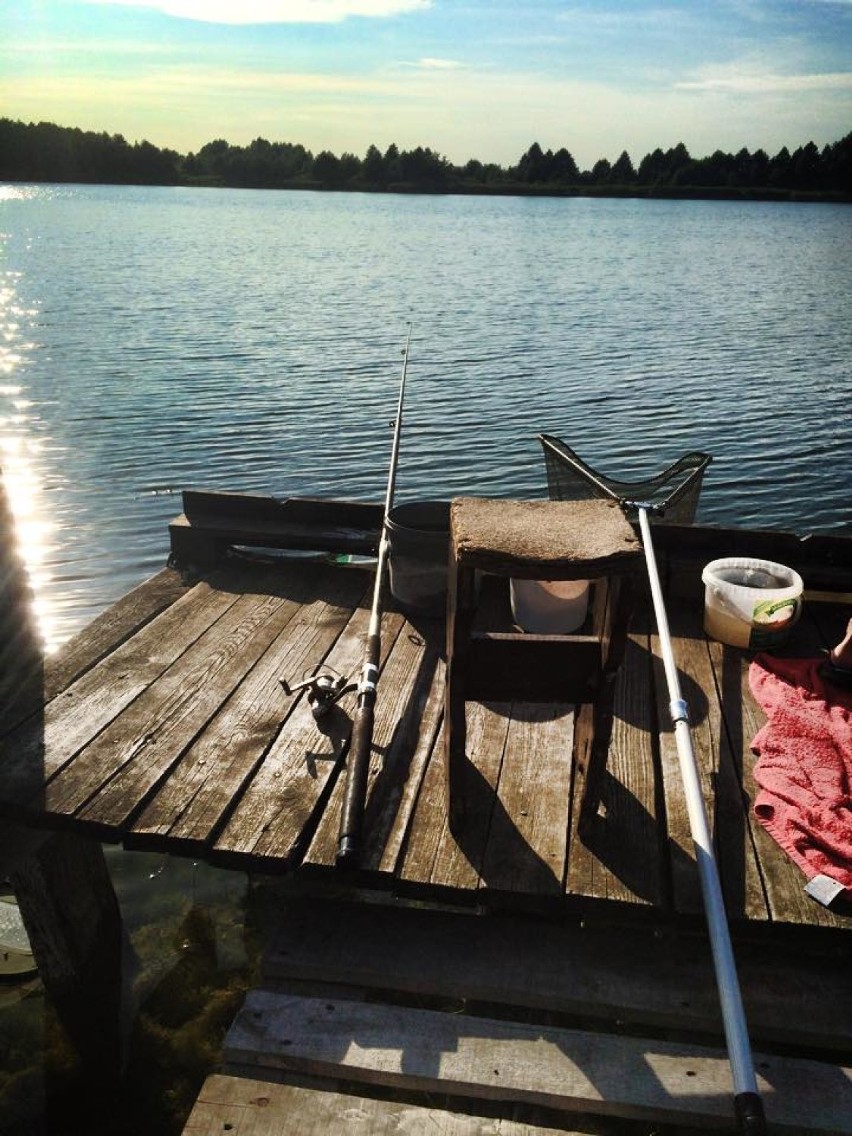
[8,829,130,1081]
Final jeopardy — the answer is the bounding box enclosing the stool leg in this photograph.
[445,557,476,831]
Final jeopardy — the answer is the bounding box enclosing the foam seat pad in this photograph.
[450,497,643,577]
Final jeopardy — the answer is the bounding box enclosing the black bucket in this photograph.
[386,500,450,616]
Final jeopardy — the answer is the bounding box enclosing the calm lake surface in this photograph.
[0,183,851,1133]
[1,183,850,649]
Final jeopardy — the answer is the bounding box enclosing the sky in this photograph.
[1,0,851,169]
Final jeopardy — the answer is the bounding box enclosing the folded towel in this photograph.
[749,654,852,896]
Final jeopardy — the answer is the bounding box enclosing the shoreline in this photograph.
[3,174,851,205]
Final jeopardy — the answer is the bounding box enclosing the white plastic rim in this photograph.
[702,556,803,648]
[702,557,802,610]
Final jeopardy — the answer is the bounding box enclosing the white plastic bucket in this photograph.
[701,557,803,649]
[510,578,590,635]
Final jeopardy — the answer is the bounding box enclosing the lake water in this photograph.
[0,183,851,1133]
[1,183,850,650]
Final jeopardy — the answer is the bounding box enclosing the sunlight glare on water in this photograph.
[0,268,61,652]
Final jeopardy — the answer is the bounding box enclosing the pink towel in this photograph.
[749,654,852,895]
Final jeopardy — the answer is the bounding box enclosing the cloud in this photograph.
[676,71,852,93]
[399,57,464,70]
[82,0,430,24]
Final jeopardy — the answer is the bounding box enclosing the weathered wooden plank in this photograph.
[263,898,852,1053]
[650,588,770,924]
[0,572,243,816]
[170,492,383,567]
[182,490,382,533]
[211,604,405,870]
[478,703,574,903]
[398,701,511,897]
[3,568,189,739]
[703,637,774,926]
[61,565,328,834]
[183,1074,580,1136]
[302,618,444,876]
[363,638,445,878]
[45,567,191,698]
[127,569,369,853]
[225,990,852,1132]
[565,629,662,909]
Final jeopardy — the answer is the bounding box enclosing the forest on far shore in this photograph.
[1,117,850,200]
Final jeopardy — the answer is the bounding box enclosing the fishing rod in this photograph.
[634,503,766,1135]
[337,325,412,868]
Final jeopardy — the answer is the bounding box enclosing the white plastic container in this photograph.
[701,557,803,649]
[510,578,590,634]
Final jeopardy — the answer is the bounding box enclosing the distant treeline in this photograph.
[1,117,850,200]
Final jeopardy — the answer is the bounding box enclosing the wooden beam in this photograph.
[262,898,852,1053]
[225,990,852,1132]
[184,1073,582,1135]
[169,492,384,569]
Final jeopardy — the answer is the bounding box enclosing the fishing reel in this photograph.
[279,668,356,720]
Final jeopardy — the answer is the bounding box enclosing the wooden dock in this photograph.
[2,489,851,1131]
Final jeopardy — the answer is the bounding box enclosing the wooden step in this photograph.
[263,897,852,1053]
[224,989,852,1133]
[182,1074,584,1135]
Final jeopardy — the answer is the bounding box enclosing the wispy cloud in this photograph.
[677,70,852,93]
[82,0,430,25]
[402,57,464,70]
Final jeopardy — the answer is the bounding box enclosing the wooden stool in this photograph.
[445,497,643,832]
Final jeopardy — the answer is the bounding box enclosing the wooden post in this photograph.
[2,470,129,1081]
[8,830,130,1081]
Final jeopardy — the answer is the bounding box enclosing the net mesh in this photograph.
[538,434,711,524]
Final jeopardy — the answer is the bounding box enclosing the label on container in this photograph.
[748,596,802,648]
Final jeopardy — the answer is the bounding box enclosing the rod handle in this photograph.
[337,699,375,867]
[735,1091,767,1135]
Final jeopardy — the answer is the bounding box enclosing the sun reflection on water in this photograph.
[0,275,60,654]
